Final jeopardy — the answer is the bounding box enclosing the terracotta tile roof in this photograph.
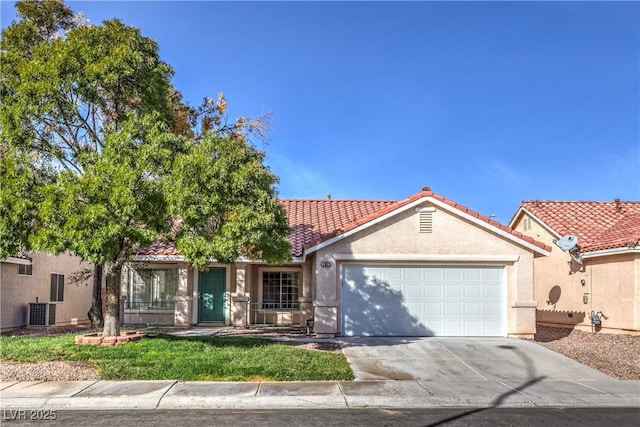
[135,241,179,257]
[137,187,551,258]
[519,200,640,252]
[281,198,397,257]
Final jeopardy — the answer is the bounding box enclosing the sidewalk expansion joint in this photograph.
[70,380,99,397]
[438,342,488,380]
[155,381,178,409]
[336,381,350,408]
[495,379,538,407]
[415,380,434,395]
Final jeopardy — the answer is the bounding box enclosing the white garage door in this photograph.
[341,265,505,337]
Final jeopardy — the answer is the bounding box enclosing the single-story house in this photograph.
[509,200,640,335]
[0,252,94,331]
[126,187,550,338]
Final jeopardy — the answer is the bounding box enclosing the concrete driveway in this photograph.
[338,337,614,382]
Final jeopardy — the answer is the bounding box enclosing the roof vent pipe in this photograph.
[614,198,621,212]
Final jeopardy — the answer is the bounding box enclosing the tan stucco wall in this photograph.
[1,252,94,331]
[513,213,640,334]
[312,201,539,338]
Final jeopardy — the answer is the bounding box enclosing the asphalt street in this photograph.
[2,408,640,427]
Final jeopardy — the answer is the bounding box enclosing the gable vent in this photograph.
[523,217,532,231]
[418,207,436,233]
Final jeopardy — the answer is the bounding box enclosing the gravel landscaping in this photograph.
[534,325,640,380]
[1,325,639,381]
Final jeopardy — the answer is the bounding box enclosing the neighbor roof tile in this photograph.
[520,200,640,252]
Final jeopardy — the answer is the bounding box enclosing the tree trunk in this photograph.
[87,264,104,328]
[103,261,122,337]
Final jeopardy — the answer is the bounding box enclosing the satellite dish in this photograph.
[556,235,578,251]
[553,235,583,265]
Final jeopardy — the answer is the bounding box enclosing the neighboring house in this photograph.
[0,252,94,331]
[125,187,550,338]
[510,200,640,335]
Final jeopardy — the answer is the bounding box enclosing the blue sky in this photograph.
[2,1,638,223]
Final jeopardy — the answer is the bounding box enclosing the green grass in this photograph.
[0,333,354,381]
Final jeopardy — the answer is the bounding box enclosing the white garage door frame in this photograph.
[340,263,508,337]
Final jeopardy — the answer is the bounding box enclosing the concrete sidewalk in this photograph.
[1,379,638,410]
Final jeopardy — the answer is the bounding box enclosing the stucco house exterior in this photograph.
[0,252,94,331]
[125,187,550,338]
[510,200,640,335]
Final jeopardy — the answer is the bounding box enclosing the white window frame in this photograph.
[258,267,302,310]
[127,267,178,310]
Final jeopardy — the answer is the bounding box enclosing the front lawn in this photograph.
[0,333,354,381]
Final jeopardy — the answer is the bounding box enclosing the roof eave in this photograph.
[1,256,32,265]
[130,254,304,264]
[582,246,640,259]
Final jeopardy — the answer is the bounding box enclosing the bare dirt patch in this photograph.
[535,325,640,380]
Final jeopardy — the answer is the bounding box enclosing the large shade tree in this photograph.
[0,0,291,336]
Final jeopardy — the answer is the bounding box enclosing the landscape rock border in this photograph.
[75,331,145,346]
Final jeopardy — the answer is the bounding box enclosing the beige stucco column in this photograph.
[231,263,249,327]
[508,260,537,339]
[312,255,339,337]
[299,262,313,325]
[174,263,192,326]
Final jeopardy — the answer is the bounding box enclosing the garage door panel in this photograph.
[444,269,462,281]
[425,284,442,298]
[484,269,503,281]
[425,269,442,281]
[405,268,423,280]
[444,302,462,316]
[483,285,502,299]
[464,269,483,281]
[465,322,483,336]
[464,302,482,317]
[444,320,462,335]
[425,302,442,316]
[445,285,462,298]
[405,284,424,298]
[484,302,502,317]
[465,285,482,298]
[342,265,505,337]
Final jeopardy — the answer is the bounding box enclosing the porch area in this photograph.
[120,261,314,328]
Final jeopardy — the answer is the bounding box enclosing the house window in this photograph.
[18,264,33,276]
[50,274,64,302]
[128,268,177,309]
[261,271,300,310]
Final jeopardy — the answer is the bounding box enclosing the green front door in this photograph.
[198,268,226,322]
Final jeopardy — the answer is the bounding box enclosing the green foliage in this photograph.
[0,147,55,257]
[0,333,354,381]
[167,134,291,267]
[1,0,291,269]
